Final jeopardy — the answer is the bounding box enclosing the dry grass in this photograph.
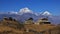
[0,19,60,34]
[24,24,56,32]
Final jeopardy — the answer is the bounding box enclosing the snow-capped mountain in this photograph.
[17,7,39,16]
[42,11,52,16]
[0,7,60,24]
[18,7,33,15]
[0,7,39,16]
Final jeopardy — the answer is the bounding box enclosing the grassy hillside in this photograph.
[0,17,60,34]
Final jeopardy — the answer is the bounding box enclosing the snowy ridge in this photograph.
[42,11,52,16]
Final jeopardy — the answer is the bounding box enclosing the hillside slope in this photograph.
[0,17,60,34]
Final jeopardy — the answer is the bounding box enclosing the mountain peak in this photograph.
[42,11,52,16]
[19,7,33,14]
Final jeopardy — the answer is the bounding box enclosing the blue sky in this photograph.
[0,0,60,15]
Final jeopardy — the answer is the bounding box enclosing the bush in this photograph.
[9,17,13,21]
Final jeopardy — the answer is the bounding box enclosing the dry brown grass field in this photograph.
[0,17,60,34]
